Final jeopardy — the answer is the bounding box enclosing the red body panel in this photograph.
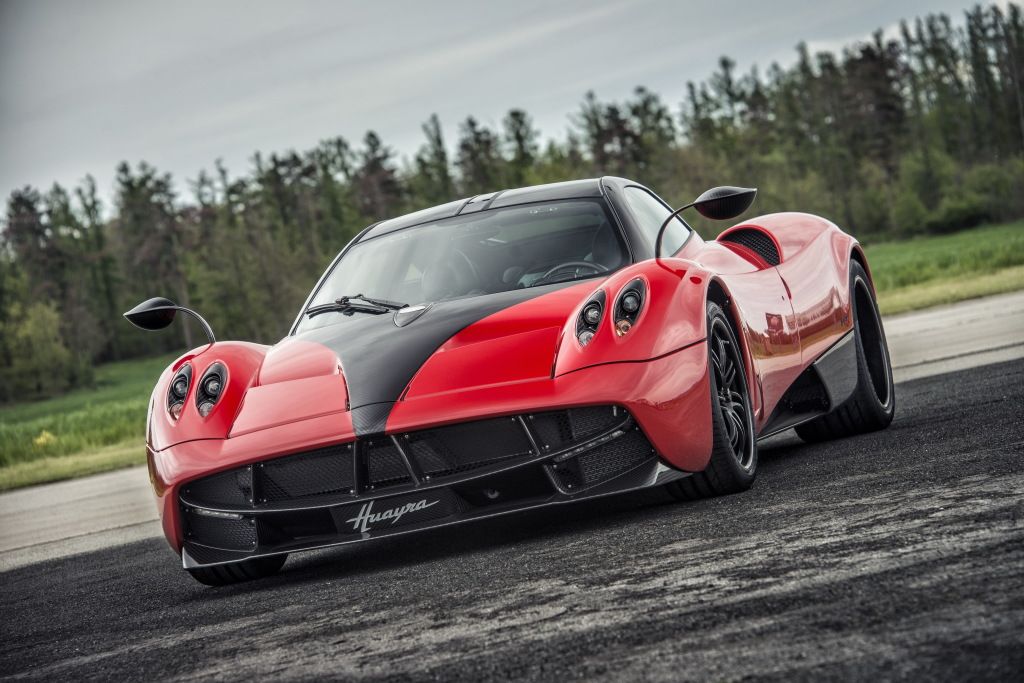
[145,210,861,556]
[148,342,268,452]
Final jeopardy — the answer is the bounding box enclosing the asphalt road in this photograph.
[1,355,1021,681]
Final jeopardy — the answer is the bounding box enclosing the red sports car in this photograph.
[126,178,894,585]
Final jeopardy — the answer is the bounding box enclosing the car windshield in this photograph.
[296,199,628,331]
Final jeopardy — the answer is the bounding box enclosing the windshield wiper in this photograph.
[303,294,407,319]
[335,294,407,311]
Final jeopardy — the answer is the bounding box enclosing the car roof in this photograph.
[358,178,606,242]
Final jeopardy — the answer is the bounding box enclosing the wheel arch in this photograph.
[850,243,876,291]
[705,275,762,419]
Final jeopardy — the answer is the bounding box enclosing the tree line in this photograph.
[1,3,1022,401]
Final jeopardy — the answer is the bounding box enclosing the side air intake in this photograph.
[720,228,781,266]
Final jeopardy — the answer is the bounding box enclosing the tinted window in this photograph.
[622,187,689,256]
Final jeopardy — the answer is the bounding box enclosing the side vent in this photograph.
[720,228,781,266]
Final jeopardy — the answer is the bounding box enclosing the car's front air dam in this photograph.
[388,340,713,473]
[149,340,711,555]
[148,410,357,553]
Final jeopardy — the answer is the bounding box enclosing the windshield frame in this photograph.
[289,196,631,335]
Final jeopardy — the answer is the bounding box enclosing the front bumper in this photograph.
[179,408,690,568]
[148,342,712,567]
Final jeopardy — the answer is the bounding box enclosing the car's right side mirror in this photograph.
[691,186,758,221]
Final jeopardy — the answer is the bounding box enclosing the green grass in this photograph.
[877,264,1024,315]
[0,220,1022,492]
[0,441,145,491]
[865,221,1024,314]
[0,354,174,474]
[864,220,1024,292]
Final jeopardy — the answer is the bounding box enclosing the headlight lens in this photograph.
[195,362,227,418]
[167,364,192,419]
[614,279,646,336]
[621,291,641,314]
[202,374,222,397]
[576,290,606,347]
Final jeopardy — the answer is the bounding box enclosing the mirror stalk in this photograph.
[654,201,696,261]
[173,307,216,344]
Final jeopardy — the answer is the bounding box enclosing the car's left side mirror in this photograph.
[691,186,758,221]
[124,297,216,343]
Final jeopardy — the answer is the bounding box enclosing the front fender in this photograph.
[553,258,712,377]
[148,342,268,451]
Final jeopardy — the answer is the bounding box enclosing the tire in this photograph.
[795,261,895,443]
[667,301,757,501]
[186,553,288,586]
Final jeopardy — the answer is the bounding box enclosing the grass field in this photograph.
[865,221,1024,314]
[1,221,1022,491]
[0,354,174,490]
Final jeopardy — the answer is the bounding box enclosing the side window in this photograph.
[622,187,690,256]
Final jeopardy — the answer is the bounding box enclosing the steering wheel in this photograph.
[534,261,608,286]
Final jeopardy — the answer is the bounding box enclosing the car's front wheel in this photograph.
[666,301,757,500]
[186,553,287,586]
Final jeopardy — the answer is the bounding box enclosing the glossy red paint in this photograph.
[393,341,711,465]
[148,342,268,452]
[403,281,593,398]
[551,260,708,377]
[258,338,344,386]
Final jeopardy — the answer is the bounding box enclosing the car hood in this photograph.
[253,281,594,436]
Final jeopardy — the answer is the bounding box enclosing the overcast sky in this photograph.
[0,0,981,211]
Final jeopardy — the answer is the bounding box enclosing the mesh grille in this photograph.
[721,228,780,266]
[529,412,572,450]
[552,429,654,490]
[577,430,653,485]
[259,444,354,503]
[184,510,257,551]
[407,416,533,477]
[366,439,412,488]
[183,467,254,507]
[569,406,621,441]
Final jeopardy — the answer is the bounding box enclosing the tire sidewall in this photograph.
[850,262,895,423]
[706,301,757,484]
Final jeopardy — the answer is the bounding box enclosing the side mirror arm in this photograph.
[654,202,695,260]
[173,307,217,344]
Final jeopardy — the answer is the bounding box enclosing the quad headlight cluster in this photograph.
[166,361,227,419]
[576,278,647,347]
